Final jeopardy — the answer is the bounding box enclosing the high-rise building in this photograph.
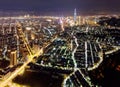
[59,17,64,31]
[78,16,81,25]
[10,51,17,67]
[74,8,77,23]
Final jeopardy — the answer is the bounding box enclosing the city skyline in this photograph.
[0,1,120,87]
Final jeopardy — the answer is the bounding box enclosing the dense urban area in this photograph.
[0,12,120,87]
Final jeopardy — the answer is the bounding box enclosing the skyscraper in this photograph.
[74,8,77,23]
[10,51,17,67]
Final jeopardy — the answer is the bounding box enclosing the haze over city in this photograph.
[0,0,120,15]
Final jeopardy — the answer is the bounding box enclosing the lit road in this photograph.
[0,22,46,87]
[85,41,88,68]
[63,69,92,87]
[0,48,43,87]
[72,36,79,69]
[0,34,58,87]
[88,51,103,71]
[105,46,120,55]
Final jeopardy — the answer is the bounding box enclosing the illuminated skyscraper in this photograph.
[10,51,17,67]
[74,8,77,23]
[59,17,64,31]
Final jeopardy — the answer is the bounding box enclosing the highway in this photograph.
[0,47,43,87]
[0,22,54,87]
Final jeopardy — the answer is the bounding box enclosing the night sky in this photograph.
[0,0,120,15]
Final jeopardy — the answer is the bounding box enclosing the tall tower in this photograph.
[10,51,17,67]
[59,17,64,32]
[74,8,77,23]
